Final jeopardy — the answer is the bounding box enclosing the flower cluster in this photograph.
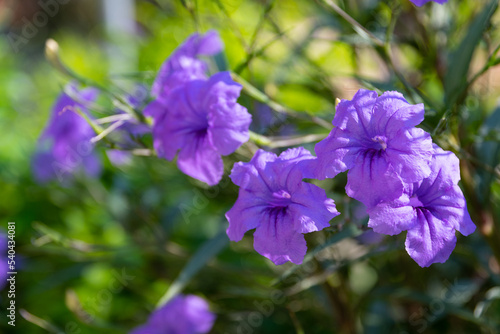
[32,26,477,334]
[130,294,215,334]
[311,89,475,267]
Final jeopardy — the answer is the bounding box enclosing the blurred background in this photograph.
[1,0,500,333]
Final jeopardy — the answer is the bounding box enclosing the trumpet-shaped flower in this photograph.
[32,84,101,183]
[149,71,251,186]
[314,89,433,207]
[367,146,476,267]
[226,148,339,265]
[130,294,215,334]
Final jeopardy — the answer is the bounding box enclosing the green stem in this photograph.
[249,131,272,146]
[231,72,333,129]
[45,39,145,123]
[318,0,384,47]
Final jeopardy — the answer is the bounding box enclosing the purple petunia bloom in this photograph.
[32,84,101,183]
[147,71,251,186]
[130,294,215,334]
[226,148,340,265]
[150,30,223,103]
[367,145,476,267]
[410,0,448,7]
[313,89,433,207]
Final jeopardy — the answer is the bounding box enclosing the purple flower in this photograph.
[410,0,448,7]
[147,71,251,186]
[226,148,340,265]
[130,294,215,334]
[367,145,476,267]
[32,84,101,183]
[150,30,223,104]
[0,233,7,290]
[314,89,433,207]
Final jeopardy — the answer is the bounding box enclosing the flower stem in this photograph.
[45,39,146,124]
[318,0,384,47]
[231,72,333,130]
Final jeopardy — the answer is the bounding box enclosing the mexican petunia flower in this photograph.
[410,0,448,7]
[314,89,433,207]
[147,71,251,186]
[130,294,215,334]
[226,148,340,265]
[32,84,101,183]
[367,145,476,267]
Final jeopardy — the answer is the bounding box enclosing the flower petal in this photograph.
[346,151,404,208]
[333,89,378,134]
[314,127,363,179]
[425,185,476,236]
[386,127,433,183]
[253,211,307,265]
[367,194,418,235]
[226,189,265,241]
[289,182,339,233]
[177,134,223,186]
[207,72,251,155]
[405,209,457,267]
[372,91,425,135]
[196,30,224,55]
[229,149,277,192]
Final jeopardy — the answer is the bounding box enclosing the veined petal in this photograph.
[289,182,339,233]
[346,151,403,208]
[226,189,266,241]
[405,209,457,267]
[367,194,417,235]
[230,149,277,193]
[425,184,476,236]
[177,134,223,186]
[333,89,378,134]
[372,91,425,135]
[314,127,363,179]
[253,210,307,265]
[386,127,433,183]
[207,72,251,155]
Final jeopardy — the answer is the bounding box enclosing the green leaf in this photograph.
[444,0,498,105]
[156,229,229,308]
[475,106,500,202]
[474,286,500,318]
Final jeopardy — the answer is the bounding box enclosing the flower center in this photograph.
[270,189,292,207]
[409,195,424,208]
[371,135,388,150]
